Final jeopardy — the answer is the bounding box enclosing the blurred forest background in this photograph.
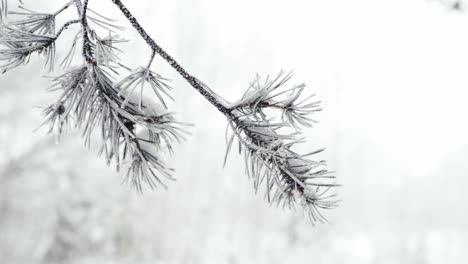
[1,0,468,263]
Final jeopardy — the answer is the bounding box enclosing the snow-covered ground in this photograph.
[1,0,468,263]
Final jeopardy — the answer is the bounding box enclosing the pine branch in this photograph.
[0,0,339,223]
[223,72,339,223]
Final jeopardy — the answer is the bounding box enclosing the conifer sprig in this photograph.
[0,0,338,223]
[225,72,339,223]
[42,64,187,190]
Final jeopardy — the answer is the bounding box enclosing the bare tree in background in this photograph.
[0,0,338,223]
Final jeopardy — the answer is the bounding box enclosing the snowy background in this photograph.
[1,0,468,263]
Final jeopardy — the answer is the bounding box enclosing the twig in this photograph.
[80,0,95,64]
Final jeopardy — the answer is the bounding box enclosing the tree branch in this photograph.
[0,0,337,223]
